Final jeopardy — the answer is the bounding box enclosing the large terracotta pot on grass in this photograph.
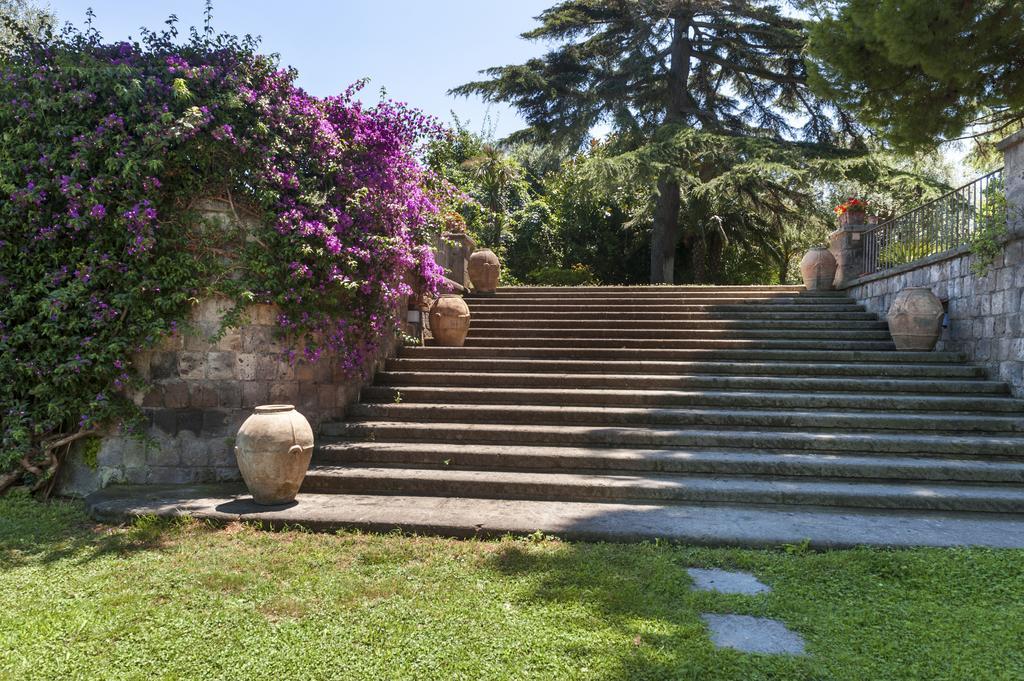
[468,249,500,293]
[235,405,314,505]
[887,287,944,351]
[799,247,838,290]
[429,294,471,346]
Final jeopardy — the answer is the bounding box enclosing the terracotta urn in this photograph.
[429,294,471,346]
[235,405,314,505]
[799,247,838,290]
[467,249,500,293]
[887,287,944,351]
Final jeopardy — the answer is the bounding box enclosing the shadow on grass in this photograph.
[0,490,217,569]
[480,539,815,681]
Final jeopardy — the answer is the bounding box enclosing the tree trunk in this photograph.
[649,7,694,284]
[652,176,681,283]
[690,233,708,283]
[778,256,789,285]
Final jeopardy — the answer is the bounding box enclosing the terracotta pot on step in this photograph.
[235,405,314,505]
[429,294,471,346]
[467,249,500,293]
[887,287,944,351]
[799,247,838,291]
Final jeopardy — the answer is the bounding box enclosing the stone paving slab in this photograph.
[687,568,771,595]
[701,614,805,655]
[85,483,1024,548]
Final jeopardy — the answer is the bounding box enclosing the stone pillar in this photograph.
[997,130,1024,236]
[828,223,871,288]
[446,232,477,288]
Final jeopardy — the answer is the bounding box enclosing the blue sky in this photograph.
[46,0,553,139]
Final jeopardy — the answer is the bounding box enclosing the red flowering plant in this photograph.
[833,197,867,216]
[0,14,448,494]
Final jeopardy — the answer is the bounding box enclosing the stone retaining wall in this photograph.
[61,296,398,495]
[843,237,1024,396]
[59,197,400,495]
[840,130,1024,397]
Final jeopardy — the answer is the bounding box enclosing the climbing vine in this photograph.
[0,13,446,494]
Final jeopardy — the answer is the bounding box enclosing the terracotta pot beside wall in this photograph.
[468,249,500,293]
[799,247,838,290]
[887,287,944,351]
[235,405,314,505]
[429,294,471,346]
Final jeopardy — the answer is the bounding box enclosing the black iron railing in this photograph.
[863,168,1005,276]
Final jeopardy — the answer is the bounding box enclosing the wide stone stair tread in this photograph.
[300,466,1024,513]
[84,487,1024,548]
[403,346,966,363]
[460,337,897,350]
[388,357,987,378]
[375,370,1010,395]
[468,328,894,339]
[329,421,1024,457]
[471,305,865,316]
[346,402,1024,433]
[362,385,1024,412]
[471,315,888,323]
[315,441,1024,483]
[472,298,851,307]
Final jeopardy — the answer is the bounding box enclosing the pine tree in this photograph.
[453,0,858,283]
[805,0,1024,149]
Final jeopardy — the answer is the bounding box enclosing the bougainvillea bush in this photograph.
[0,17,446,493]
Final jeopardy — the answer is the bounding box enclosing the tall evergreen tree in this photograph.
[805,1,1024,150]
[453,0,858,283]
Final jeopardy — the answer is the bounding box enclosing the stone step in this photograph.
[470,305,864,316]
[85,487,1024,549]
[474,295,851,305]
[466,299,861,310]
[385,357,987,379]
[458,337,897,351]
[316,441,1024,483]
[300,466,1024,513]
[468,319,891,331]
[400,346,965,364]
[328,421,1024,457]
[375,370,1010,395]
[467,327,894,340]
[362,385,1024,413]
[490,285,818,294]
[347,403,1024,434]
[471,288,847,296]
[470,313,884,323]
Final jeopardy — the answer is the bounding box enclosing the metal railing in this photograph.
[863,168,1005,276]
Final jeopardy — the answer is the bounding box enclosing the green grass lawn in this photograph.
[1,493,1022,680]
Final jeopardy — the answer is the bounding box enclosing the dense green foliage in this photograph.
[806,1,1024,149]
[2,495,1023,679]
[0,16,444,492]
[453,0,864,284]
[430,125,952,286]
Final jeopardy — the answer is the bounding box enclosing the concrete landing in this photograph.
[85,484,1024,549]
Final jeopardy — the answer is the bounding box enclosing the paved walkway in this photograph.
[87,484,1024,548]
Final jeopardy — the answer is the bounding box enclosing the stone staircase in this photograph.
[304,285,1024,542]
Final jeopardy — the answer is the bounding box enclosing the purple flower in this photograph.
[90,204,106,219]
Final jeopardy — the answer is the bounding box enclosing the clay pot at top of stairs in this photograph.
[429,294,471,346]
[799,247,838,291]
[468,249,500,293]
[887,287,944,351]
[235,405,315,505]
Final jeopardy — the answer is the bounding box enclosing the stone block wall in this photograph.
[844,235,1024,397]
[61,297,398,494]
[59,197,401,495]
[841,131,1024,397]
